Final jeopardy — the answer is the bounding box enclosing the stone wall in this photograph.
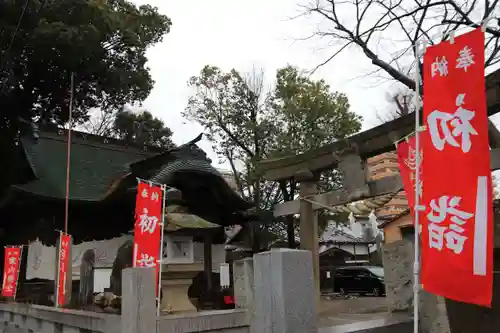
[382,239,451,333]
[382,239,413,312]
[0,303,121,333]
[418,292,450,333]
[383,210,500,333]
[0,267,250,333]
[158,309,249,333]
[0,303,249,333]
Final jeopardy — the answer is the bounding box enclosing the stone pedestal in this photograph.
[233,257,254,324]
[253,249,317,333]
[161,278,197,312]
[233,257,254,309]
[160,263,201,313]
[121,268,156,333]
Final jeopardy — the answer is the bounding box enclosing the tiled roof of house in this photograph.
[319,222,370,245]
[377,209,411,229]
[378,198,500,230]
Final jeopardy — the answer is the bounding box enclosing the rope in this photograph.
[299,187,404,216]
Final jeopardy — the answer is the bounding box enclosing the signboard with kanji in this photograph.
[421,28,493,307]
[133,181,164,293]
[56,232,71,307]
[2,247,22,298]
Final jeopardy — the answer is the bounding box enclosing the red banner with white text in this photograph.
[133,181,163,290]
[2,247,22,298]
[397,135,422,219]
[57,232,71,307]
[421,28,493,306]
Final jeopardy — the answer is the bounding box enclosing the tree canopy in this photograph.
[1,0,171,125]
[113,110,175,148]
[269,66,363,156]
[0,0,171,186]
[184,65,362,242]
[82,107,175,149]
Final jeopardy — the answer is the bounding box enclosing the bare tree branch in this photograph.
[299,0,500,95]
[80,108,117,135]
[442,19,500,37]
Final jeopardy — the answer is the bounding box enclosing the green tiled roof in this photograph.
[14,131,151,201]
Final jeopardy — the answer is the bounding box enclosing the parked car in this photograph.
[334,266,385,297]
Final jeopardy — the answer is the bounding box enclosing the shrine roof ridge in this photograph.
[33,127,164,156]
[11,130,210,202]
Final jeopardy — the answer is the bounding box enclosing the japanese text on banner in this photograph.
[396,135,423,220]
[421,28,493,307]
[57,233,71,307]
[2,247,22,298]
[133,181,163,291]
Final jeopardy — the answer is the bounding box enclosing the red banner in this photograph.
[133,181,163,287]
[57,232,71,307]
[2,247,22,298]
[422,28,493,306]
[397,135,422,218]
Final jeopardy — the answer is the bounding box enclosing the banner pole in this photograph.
[413,39,425,333]
[136,177,178,190]
[64,73,74,234]
[157,185,167,317]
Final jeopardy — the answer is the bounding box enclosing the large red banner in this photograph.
[421,28,493,306]
[133,181,163,287]
[2,247,22,298]
[57,232,71,307]
[397,135,422,219]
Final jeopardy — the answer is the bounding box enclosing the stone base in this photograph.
[161,278,197,313]
[160,264,202,313]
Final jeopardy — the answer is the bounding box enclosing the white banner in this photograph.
[26,235,132,280]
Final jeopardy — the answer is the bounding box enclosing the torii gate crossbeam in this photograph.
[258,69,500,307]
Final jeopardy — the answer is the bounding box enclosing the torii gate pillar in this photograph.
[298,172,320,309]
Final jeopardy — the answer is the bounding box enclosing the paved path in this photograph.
[318,312,412,333]
[317,295,412,332]
[318,296,387,321]
[319,312,391,328]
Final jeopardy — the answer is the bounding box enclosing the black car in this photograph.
[334,266,385,297]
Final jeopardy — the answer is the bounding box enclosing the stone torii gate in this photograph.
[258,69,500,305]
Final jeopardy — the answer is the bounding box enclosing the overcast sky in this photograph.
[129,0,500,170]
